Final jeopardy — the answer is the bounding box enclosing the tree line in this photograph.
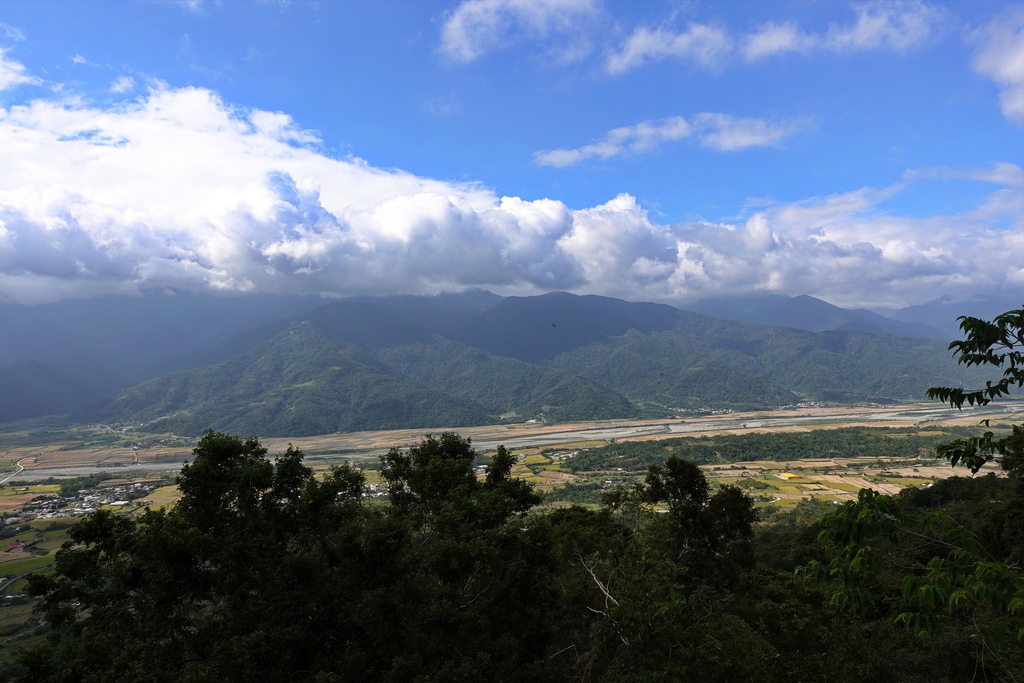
[9,426,1022,682]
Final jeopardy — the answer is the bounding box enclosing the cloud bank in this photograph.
[0,81,1019,308]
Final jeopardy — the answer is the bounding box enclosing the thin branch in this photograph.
[575,550,618,608]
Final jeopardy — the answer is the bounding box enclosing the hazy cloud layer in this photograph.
[534,114,806,167]
[0,84,1019,308]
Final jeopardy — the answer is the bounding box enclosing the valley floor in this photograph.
[0,401,1018,480]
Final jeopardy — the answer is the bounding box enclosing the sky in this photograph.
[0,0,1021,309]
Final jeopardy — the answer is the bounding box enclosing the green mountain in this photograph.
[376,337,635,421]
[552,311,981,407]
[80,292,989,437]
[81,322,493,437]
[550,329,798,411]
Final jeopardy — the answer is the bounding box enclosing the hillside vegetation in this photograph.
[13,430,1022,682]
[79,292,985,436]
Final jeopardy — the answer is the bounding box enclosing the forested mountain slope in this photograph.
[80,322,494,436]
[78,292,986,436]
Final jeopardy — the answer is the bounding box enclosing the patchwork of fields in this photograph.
[0,402,1015,658]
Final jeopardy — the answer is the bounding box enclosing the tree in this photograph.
[19,431,367,683]
[379,433,539,527]
[642,456,757,555]
[794,307,1024,677]
[927,306,1024,474]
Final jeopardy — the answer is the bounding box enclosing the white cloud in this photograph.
[534,113,805,166]
[0,23,26,41]
[606,23,732,74]
[0,85,1018,308]
[903,162,1024,188]
[110,76,136,93]
[248,109,319,144]
[824,1,948,53]
[690,113,807,152]
[0,49,38,91]
[743,22,814,61]
[744,1,948,61]
[969,7,1024,127]
[594,1,943,71]
[175,0,208,14]
[439,0,598,63]
[71,54,87,65]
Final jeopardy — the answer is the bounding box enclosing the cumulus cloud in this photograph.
[534,113,805,167]
[969,8,1024,127]
[439,0,598,63]
[0,84,1019,308]
[0,49,37,90]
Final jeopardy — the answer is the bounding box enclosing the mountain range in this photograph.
[681,294,946,338]
[63,291,991,437]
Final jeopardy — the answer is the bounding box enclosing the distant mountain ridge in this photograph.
[681,294,946,338]
[76,291,988,437]
[877,294,1023,339]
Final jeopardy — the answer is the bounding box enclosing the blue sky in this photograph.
[0,0,1021,308]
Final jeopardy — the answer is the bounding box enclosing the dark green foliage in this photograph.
[82,323,494,436]
[927,306,1024,473]
[795,475,1024,679]
[540,481,604,504]
[567,425,978,472]
[55,473,111,497]
[20,426,1024,682]
[552,328,798,409]
[377,337,635,421]
[928,307,1024,411]
[21,431,552,683]
[553,310,984,408]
